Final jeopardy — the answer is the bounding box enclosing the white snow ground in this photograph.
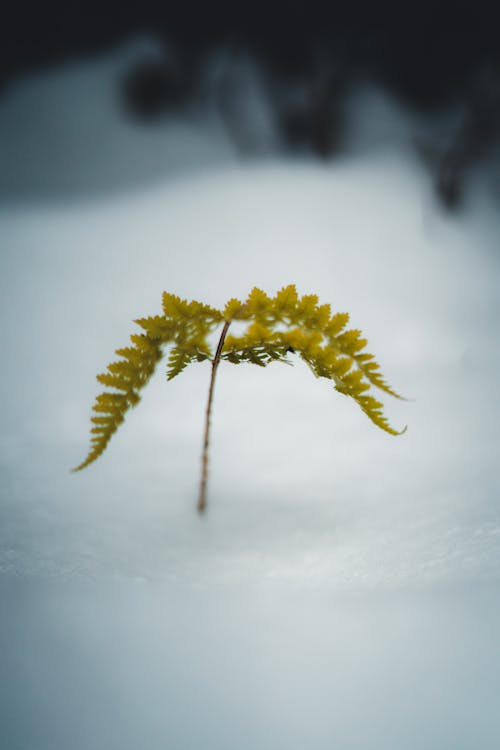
[1,41,499,749]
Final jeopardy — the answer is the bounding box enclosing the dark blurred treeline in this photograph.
[2,0,500,208]
[3,1,499,101]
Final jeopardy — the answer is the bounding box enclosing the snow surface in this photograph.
[1,41,499,749]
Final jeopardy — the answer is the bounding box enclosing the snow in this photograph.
[1,41,499,749]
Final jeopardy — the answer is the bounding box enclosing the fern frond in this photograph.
[167,346,193,380]
[95,373,131,391]
[74,333,162,470]
[75,290,226,470]
[162,292,222,324]
[246,287,274,324]
[335,329,367,355]
[223,297,249,320]
[357,395,405,436]
[166,339,211,380]
[325,312,350,337]
[273,284,299,317]
[75,284,406,487]
[220,285,405,434]
[134,316,177,341]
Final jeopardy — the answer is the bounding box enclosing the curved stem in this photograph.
[198,320,231,513]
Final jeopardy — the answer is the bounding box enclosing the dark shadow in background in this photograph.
[2,1,500,207]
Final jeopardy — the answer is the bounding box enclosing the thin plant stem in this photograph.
[198,320,231,513]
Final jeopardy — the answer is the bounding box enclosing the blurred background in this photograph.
[3,0,500,207]
[1,3,500,749]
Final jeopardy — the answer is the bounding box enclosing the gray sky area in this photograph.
[1,40,500,749]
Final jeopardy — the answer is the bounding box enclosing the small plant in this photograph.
[74,285,405,512]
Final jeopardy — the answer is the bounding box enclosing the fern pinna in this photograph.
[74,285,405,512]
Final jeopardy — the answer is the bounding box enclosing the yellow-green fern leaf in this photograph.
[272,284,299,321]
[75,285,406,490]
[166,339,211,380]
[74,333,162,470]
[245,287,274,324]
[223,297,249,320]
[134,316,177,341]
